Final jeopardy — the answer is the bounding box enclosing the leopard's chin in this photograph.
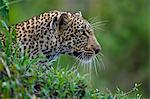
[72,51,94,64]
[80,57,92,64]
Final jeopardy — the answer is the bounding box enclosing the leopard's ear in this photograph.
[75,11,82,17]
[58,13,70,31]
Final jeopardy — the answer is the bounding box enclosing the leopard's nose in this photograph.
[94,48,100,54]
[93,45,101,54]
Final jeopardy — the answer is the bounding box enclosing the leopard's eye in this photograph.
[86,29,93,35]
[80,29,89,37]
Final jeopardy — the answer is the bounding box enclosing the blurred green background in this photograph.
[1,0,149,97]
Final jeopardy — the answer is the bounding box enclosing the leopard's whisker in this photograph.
[93,27,105,32]
[91,20,108,24]
[95,56,101,71]
[88,16,99,23]
[83,55,88,72]
[76,60,81,71]
[91,20,108,32]
[73,53,82,67]
[74,57,79,64]
[83,60,86,72]
[96,55,105,70]
[74,58,79,68]
[91,20,109,25]
[98,52,104,57]
[75,53,83,70]
[89,58,92,81]
[93,57,98,76]
[91,21,108,28]
[91,22,106,27]
[78,54,84,70]
[86,57,89,73]
[83,62,86,72]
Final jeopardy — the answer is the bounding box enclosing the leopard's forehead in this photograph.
[50,10,85,22]
[48,10,93,32]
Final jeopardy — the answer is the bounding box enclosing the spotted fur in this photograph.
[13,10,101,63]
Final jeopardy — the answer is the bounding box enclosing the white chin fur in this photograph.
[80,58,92,64]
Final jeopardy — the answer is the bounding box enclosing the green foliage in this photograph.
[0,0,9,23]
[0,19,142,98]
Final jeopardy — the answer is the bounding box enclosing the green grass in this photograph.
[0,19,142,99]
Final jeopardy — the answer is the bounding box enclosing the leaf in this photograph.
[0,39,2,49]
[0,0,9,22]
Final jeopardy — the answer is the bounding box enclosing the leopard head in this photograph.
[53,11,101,63]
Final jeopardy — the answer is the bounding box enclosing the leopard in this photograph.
[2,10,101,65]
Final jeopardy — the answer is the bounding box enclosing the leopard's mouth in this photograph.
[73,51,94,63]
